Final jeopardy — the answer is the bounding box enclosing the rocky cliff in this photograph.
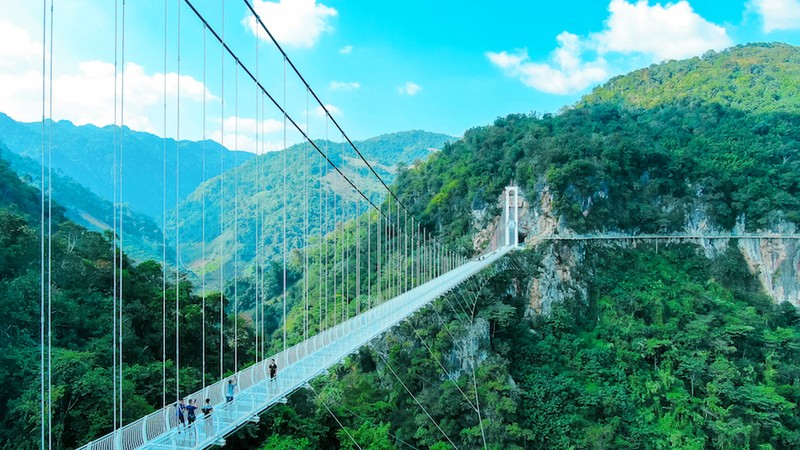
[476,185,800,312]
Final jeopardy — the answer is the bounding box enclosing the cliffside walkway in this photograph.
[80,247,513,450]
[533,233,800,241]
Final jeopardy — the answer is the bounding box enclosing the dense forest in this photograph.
[0,146,253,448]
[245,244,800,449]
[245,43,800,449]
[169,130,452,287]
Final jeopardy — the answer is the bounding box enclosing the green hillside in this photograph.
[169,131,454,285]
[245,43,800,449]
[578,43,800,114]
[0,148,252,449]
[0,142,168,263]
[395,46,800,250]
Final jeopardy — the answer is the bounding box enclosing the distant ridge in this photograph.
[0,112,254,219]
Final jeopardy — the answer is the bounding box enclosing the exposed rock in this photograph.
[445,317,490,379]
[475,183,800,311]
[527,242,588,316]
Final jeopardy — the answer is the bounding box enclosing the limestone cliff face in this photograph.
[684,209,800,306]
[527,243,587,316]
[735,223,800,306]
[444,317,490,379]
[473,186,800,313]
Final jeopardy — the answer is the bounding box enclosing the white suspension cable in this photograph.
[325,118,330,329]
[218,0,225,380]
[233,63,239,372]
[174,0,181,404]
[161,0,168,409]
[367,197,371,310]
[282,55,287,356]
[304,87,310,340]
[39,0,47,446]
[118,0,127,424]
[319,127,325,332]
[112,0,119,431]
[201,22,207,391]
[341,138,347,321]
[253,32,260,363]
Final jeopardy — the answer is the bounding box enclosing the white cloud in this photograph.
[594,0,732,61]
[339,45,353,54]
[214,116,287,153]
[0,21,219,135]
[329,81,360,91]
[487,0,732,95]
[397,81,422,96]
[487,34,609,95]
[748,0,800,32]
[221,116,284,135]
[244,0,337,48]
[314,104,342,118]
[0,59,214,133]
[211,130,286,153]
[0,20,43,72]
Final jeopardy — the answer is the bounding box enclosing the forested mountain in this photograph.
[0,141,167,262]
[5,41,800,450]
[244,43,800,448]
[0,147,250,448]
[578,42,800,114]
[0,112,254,219]
[168,131,453,285]
[396,45,800,249]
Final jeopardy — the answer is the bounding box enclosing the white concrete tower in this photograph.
[504,184,520,247]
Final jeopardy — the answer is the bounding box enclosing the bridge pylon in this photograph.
[504,184,520,247]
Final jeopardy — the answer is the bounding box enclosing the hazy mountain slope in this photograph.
[0,143,168,262]
[169,131,454,282]
[0,113,254,219]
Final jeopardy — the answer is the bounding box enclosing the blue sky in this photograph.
[2,0,800,151]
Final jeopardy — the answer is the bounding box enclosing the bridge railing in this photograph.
[82,248,509,450]
[82,298,401,449]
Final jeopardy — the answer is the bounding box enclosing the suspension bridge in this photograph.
[23,1,800,449]
[27,1,523,449]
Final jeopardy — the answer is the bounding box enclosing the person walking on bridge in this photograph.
[175,398,186,432]
[226,376,238,402]
[269,359,278,381]
[201,398,214,436]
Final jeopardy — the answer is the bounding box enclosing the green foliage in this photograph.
[170,131,452,288]
[1,143,167,263]
[579,43,800,114]
[0,150,256,449]
[507,244,800,449]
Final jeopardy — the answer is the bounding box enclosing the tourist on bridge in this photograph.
[186,399,198,426]
[226,376,238,402]
[269,359,278,381]
[175,398,186,430]
[201,398,214,436]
